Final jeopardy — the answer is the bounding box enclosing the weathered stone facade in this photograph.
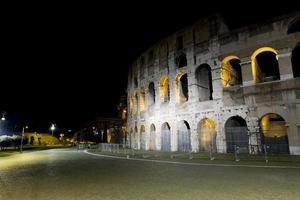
[127,12,300,155]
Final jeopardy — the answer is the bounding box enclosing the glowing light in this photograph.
[221,55,240,87]
[251,47,278,83]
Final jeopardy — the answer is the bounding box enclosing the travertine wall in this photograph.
[127,12,300,155]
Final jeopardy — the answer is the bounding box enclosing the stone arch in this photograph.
[177,120,191,152]
[287,17,300,34]
[134,126,138,149]
[197,118,216,152]
[196,64,213,101]
[150,124,156,150]
[140,125,146,150]
[251,47,280,83]
[159,76,170,103]
[260,113,290,154]
[161,122,171,151]
[292,42,300,78]
[176,53,187,68]
[221,56,243,87]
[129,128,133,148]
[140,86,146,112]
[133,92,138,114]
[148,82,155,106]
[225,116,249,153]
[176,71,189,103]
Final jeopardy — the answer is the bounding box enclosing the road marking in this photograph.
[84,150,300,169]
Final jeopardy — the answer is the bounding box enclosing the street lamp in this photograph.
[50,124,56,136]
[1,112,6,121]
[20,126,28,153]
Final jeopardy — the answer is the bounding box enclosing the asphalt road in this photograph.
[0,148,300,200]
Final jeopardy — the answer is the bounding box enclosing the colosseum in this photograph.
[126,12,300,155]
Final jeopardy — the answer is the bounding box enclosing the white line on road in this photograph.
[84,150,300,169]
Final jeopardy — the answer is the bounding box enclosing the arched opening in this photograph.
[176,53,187,68]
[225,116,249,153]
[150,124,156,150]
[161,122,171,152]
[159,76,170,103]
[148,82,155,106]
[129,128,133,148]
[140,125,146,150]
[196,64,213,101]
[177,120,191,152]
[133,92,138,114]
[251,47,280,83]
[198,118,216,152]
[260,113,289,154]
[129,94,134,114]
[176,72,189,103]
[140,86,146,111]
[287,18,300,34]
[134,126,138,149]
[221,56,243,87]
[292,42,300,78]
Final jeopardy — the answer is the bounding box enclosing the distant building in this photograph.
[74,117,122,144]
[24,132,61,145]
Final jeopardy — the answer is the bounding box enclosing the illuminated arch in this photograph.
[140,125,146,150]
[221,56,243,87]
[159,76,170,103]
[260,113,289,154]
[140,86,146,111]
[251,47,280,83]
[150,124,156,150]
[198,118,216,152]
[175,71,188,103]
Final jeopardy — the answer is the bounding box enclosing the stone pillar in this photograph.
[241,58,253,86]
[278,48,293,80]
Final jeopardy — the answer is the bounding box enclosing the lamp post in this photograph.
[50,124,56,136]
[20,126,28,153]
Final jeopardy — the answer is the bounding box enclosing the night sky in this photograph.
[1,3,298,133]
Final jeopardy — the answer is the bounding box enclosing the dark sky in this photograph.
[1,2,298,133]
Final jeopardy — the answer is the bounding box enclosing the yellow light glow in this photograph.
[140,86,146,111]
[175,71,187,103]
[198,118,216,149]
[260,113,287,138]
[159,75,169,102]
[251,47,278,83]
[221,55,240,87]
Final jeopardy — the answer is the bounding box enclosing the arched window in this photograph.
[176,72,189,103]
[225,116,249,153]
[197,118,216,152]
[140,125,146,150]
[177,120,191,152]
[159,76,170,103]
[176,53,187,68]
[140,86,146,111]
[196,64,213,101]
[260,113,289,154]
[292,42,300,78]
[161,122,171,152]
[221,56,243,87]
[251,47,280,83]
[148,82,155,106]
[133,92,138,114]
[150,124,156,150]
[287,17,300,34]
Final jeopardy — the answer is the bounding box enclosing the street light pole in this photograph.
[50,124,56,136]
[20,126,28,153]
